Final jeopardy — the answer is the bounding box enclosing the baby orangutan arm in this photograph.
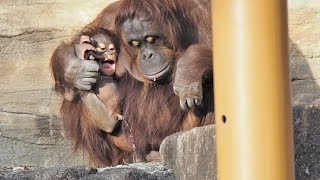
[81,87,123,133]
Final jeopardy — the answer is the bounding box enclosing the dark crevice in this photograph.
[0,110,50,119]
[0,29,60,39]
[0,135,57,146]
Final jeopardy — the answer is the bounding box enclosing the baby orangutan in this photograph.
[75,28,123,134]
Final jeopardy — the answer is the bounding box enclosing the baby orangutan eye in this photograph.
[96,43,107,52]
[108,44,116,52]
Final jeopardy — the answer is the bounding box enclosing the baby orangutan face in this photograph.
[80,34,117,76]
[91,34,117,76]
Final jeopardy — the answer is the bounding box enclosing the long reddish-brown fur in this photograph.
[50,0,213,166]
[114,0,214,161]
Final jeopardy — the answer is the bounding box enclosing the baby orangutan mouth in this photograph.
[86,51,117,77]
[100,55,116,76]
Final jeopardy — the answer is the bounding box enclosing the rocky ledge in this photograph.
[0,163,174,180]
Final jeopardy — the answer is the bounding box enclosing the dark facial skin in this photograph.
[122,18,175,81]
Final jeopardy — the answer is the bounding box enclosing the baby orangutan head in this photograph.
[78,28,119,76]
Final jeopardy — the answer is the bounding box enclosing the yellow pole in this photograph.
[213,0,295,179]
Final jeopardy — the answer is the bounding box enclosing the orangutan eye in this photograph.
[108,43,116,52]
[131,40,140,47]
[96,44,107,52]
[146,36,157,44]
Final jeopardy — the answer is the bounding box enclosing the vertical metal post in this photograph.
[213,0,295,179]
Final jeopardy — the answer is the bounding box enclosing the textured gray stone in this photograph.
[160,125,216,180]
[0,163,174,180]
[288,7,320,179]
[0,166,97,180]
[294,97,320,180]
[85,163,174,180]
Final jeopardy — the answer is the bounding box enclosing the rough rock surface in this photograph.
[0,163,174,180]
[293,94,320,179]
[289,5,320,180]
[160,125,216,180]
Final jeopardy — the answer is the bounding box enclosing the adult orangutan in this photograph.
[50,0,213,166]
